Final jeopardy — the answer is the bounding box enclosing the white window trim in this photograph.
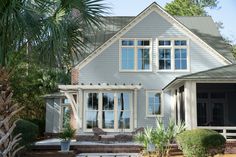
[83,90,134,132]
[157,38,190,72]
[146,90,164,118]
[119,38,153,72]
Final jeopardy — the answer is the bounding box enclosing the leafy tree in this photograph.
[9,58,70,120]
[233,45,236,58]
[0,68,24,157]
[192,0,218,8]
[0,0,109,68]
[165,0,218,16]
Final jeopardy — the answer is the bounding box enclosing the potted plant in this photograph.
[59,124,76,152]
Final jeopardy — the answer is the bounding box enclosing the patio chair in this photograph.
[92,127,107,136]
[131,127,144,135]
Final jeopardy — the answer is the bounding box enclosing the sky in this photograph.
[106,0,236,44]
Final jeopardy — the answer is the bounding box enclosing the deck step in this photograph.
[21,151,75,157]
[76,145,142,153]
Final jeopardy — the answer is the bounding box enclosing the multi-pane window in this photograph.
[158,39,188,71]
[147,91,161,116]
[85,91,132,131]
[121,39,151,71]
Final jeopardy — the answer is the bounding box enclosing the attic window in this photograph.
[120,39,152,71]
[158,39,189,71]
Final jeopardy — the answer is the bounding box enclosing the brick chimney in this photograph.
[71,68,79,85]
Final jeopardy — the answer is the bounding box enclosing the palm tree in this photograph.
[0,0,109,68]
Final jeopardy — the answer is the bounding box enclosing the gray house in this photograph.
[44,2,236,139]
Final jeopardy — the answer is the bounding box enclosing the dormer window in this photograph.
[120,39,152,72]
[158,39,189,71]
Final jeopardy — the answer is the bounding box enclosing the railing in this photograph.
[198,126,236,141]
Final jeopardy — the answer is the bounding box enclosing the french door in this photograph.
[84,91,133,132]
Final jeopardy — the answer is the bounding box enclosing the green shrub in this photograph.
[177,129,226,157]
[13,119,39,148]
[27,118,45,137]
[135,119,185,156]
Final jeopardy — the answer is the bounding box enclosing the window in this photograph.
[85,91,132,132]
[146,91,162,116]
[175,49,187,69]
[159,40,171,46]
[159,49,171,70]
[158,39,188,71]
[120,39,151,71]
[86,93,99,129]
[61,98,71,129]
[102,93,115,129]
[121,48,135,70]
[118,92,130,129]
[175,40,187,46]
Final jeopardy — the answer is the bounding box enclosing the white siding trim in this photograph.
[74,2,231,71]
[59,85,142,90]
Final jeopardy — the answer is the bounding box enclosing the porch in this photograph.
[165,64,236,140]
[197,83,236,140]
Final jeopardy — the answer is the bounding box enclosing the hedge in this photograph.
[13,119,39,148]
[176,129,226,157]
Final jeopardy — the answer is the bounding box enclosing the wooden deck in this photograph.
[19,139,236,157]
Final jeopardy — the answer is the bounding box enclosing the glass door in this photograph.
[84,91,133,132]
[102,93,115,129]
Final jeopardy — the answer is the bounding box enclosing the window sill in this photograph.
[119,70,153,73]
[157,69,190,73]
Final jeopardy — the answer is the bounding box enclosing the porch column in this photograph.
[78,89,83,131]
[191,82,197,129]
[184,81,197,129]
[134,89,138,128]
[170,89,176,120]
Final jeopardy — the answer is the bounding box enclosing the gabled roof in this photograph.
[176,16,235,63]
[75,2,234,69]
[163,64,236,90]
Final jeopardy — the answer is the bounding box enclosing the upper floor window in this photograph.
[120,39,152,71]
[158,39,188,71]
[146,91,162,117]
